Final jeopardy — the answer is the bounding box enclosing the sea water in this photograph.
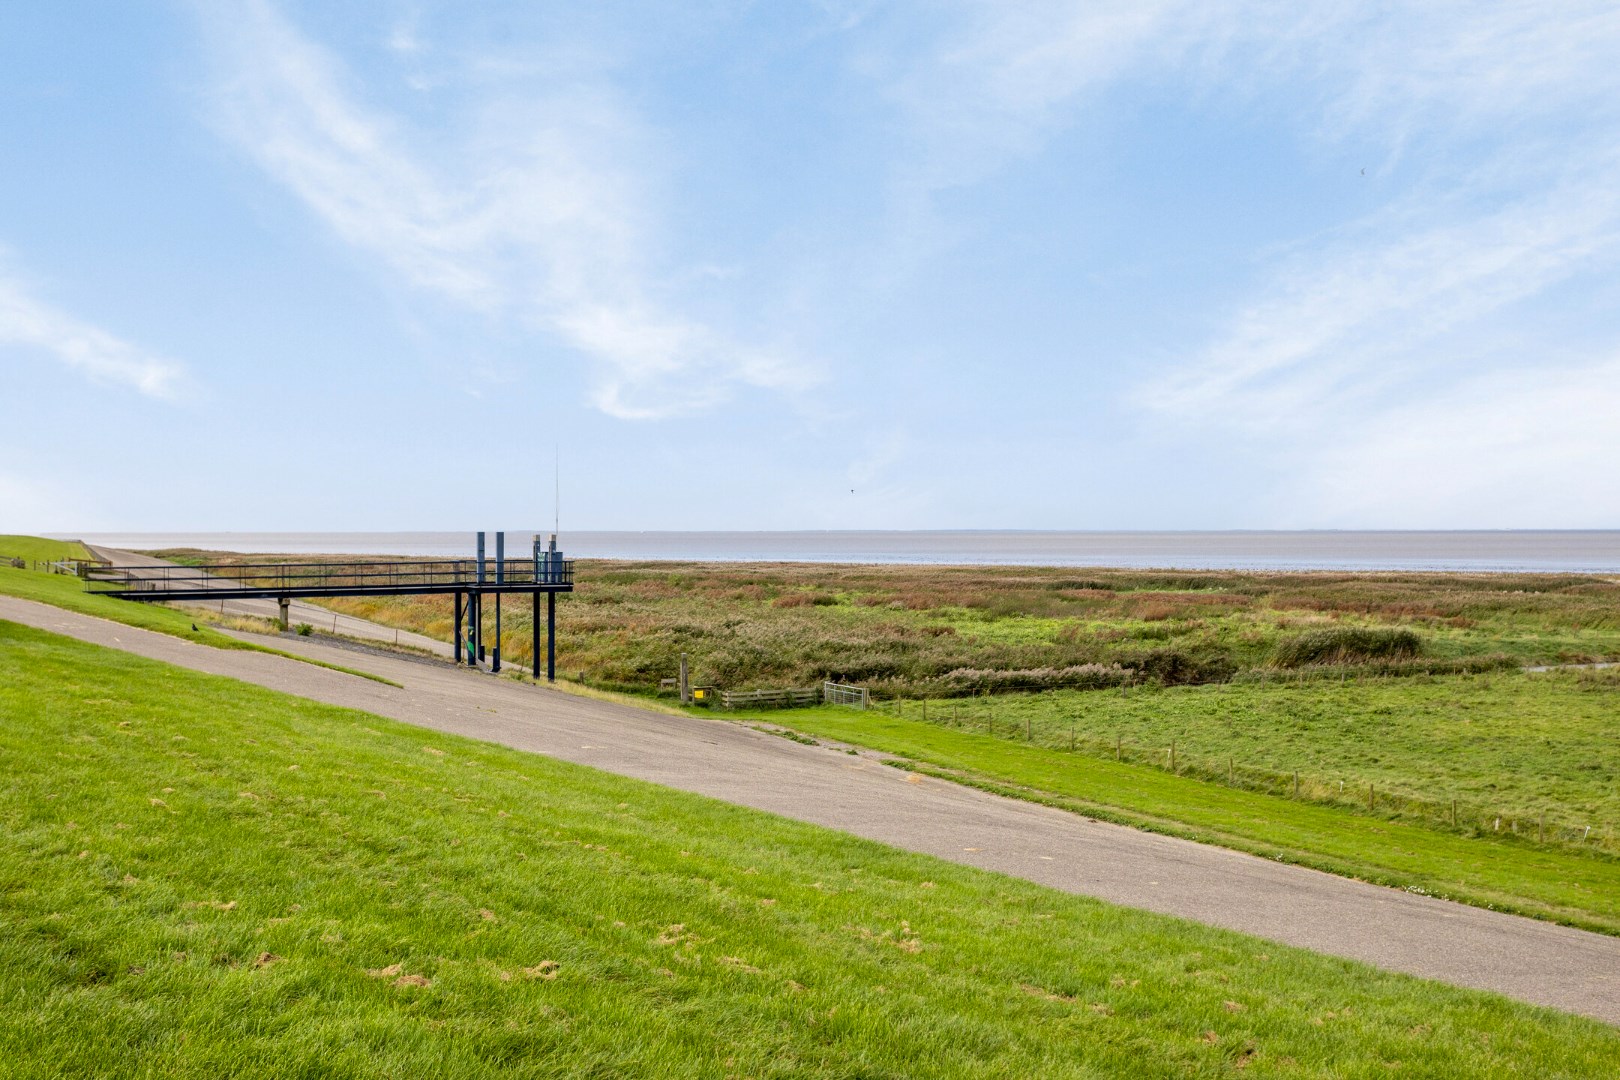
[65,530,1620,573]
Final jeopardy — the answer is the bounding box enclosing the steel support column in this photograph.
[493,593,502,673]
[474,532,486,667]
[531,590,541,682]
[547,590,556,683]
[453,591,463,665]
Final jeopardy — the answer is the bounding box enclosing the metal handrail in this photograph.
[86,558,575,596]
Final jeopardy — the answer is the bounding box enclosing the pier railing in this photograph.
[86,558,574,601]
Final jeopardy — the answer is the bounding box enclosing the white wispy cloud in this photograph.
[0,272,184,399]
[199,0,814,419]
[877,2,1620,523]
[1297,355,1620,528]
[1301,2,1620,144]
[385,11,424,57]
[896,1,1620,184]
[1142,168,1620,427]
[1129,2,1620,434]
[882,1,1183,189]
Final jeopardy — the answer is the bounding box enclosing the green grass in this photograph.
[0,534,90,565]
[723,701,1620,936]
[2,621,1617,1077]
[879,673,1620,831]
[0,552,400,689]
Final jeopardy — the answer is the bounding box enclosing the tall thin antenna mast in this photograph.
[553,443,560,539]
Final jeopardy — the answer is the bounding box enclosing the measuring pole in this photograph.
[529,532,542,682]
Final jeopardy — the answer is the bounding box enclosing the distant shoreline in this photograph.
[59,530,1620,574]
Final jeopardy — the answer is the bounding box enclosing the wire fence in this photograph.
[1,555,107,576]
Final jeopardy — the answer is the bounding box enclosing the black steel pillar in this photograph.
[453,591,463,665]
[474,532,486,666]
[547,590,556,682]
[531,590,541,681]
[493,533,504,673]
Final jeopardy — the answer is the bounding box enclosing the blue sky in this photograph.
[3,1,1619,532]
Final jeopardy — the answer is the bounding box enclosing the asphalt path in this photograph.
[4,594,1617,1025]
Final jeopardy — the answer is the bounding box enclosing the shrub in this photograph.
[295,623,314,636]
[1233,654,1514,682]
[1273,627,1422,668]
[942,664,1133,692]
[771,592,837,608]
[1119,647,1238,686]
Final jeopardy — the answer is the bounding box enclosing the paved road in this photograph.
[84,545,455,659]
[4,594,1618,1025]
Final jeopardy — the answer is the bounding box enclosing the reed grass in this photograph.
[250,558,1620,695]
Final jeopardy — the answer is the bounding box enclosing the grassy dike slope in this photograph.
[0,538,397,687]
[0,534,282,653]
[0,535,91,564]
[2,623,1618,1077]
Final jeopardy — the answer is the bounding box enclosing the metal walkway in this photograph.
[85,557,572,601]
[82,532,574,680]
